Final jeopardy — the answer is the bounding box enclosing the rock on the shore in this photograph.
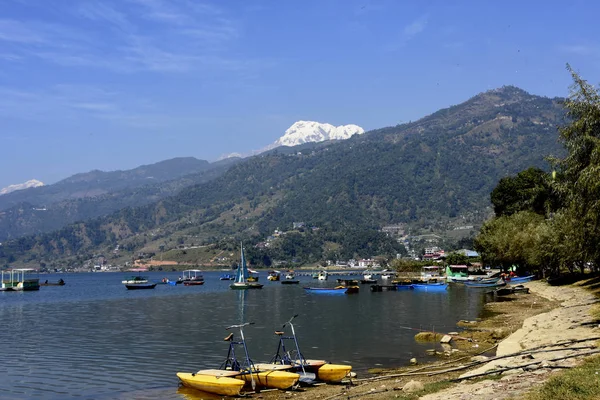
[402,380,424,393]
[409,358,418,365]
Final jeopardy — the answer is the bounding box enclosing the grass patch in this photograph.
[393,381,454,399]
[522,355,600,400]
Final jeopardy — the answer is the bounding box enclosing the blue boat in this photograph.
[463,279,506,288]
[411,282,448,292]
[507,275,534,283]
[303,287,348,295]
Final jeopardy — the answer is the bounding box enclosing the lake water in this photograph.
[0,271,487,399]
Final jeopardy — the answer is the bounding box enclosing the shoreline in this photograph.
[255,279,600,400]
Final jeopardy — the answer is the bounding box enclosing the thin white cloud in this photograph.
[0,1,249,76]
[559,44,600,57]
[404,14,428,38]
[383,13,429,52]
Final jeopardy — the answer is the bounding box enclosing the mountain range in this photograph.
[0,86,567,268]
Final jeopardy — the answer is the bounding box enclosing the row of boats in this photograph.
[177,315,352,396]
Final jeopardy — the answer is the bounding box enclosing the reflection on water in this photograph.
[0,272,486,399]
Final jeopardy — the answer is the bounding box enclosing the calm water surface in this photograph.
[0,271,488,399]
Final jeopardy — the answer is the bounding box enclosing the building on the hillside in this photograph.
[358,259,381,268]
[457,249,480,257]
[382,224,405,237]
[293,222,305,229]
[423,247,445,260]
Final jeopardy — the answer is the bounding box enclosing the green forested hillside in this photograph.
[0,157,240,241]
[0,86,567,268]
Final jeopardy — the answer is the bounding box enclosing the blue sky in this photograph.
[1,0,599,189]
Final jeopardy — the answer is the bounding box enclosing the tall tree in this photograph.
[550,65,600,272]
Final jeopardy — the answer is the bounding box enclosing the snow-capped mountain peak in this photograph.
[0,179,45,196]
[274,121,364,147]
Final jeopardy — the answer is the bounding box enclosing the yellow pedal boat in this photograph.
[238,369,300,390]
[315,362,352,382]
[177,370,245,397]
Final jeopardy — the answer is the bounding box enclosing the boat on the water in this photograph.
[281,271,299,284]
[335,279,360,294]
[181,270,205,286]
[125,282,157,290]
[1,269,40,291]
[220,274,235,281]
[303,287,347,294]
[463,279,506,288]
[269,315,352,383]
[230,243,264,290]
[267,270,281,281]
[40,278,65,286]
[177,322,299,395]
[317,271,328,281]
[411,282,448,292]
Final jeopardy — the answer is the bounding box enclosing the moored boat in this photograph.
[269,315,352,383]
[176,371,245,397]
[411,282,448,292]
[303,287,347,294]
[317,271,328,281]
[464,279,506,288]
[125,282,157,290]
[506,275,535,283]
[230,243,264,290]
[177,322,299,395]
[181,269,204,285]
[267,271,281,281]
[40,278,65,286]
[1,269,40,291]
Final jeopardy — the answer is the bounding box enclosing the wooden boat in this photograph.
[125,282,157,290]
[411,282,448,292]
[269,315,352,383]
[464,279,506,288]
[494,284,530,296]
[506,275,535,283]
[40,279,65,286]
[177,371,245,396]
[230,243,263,290]
[1,269,40,291]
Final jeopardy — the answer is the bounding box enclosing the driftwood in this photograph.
[451,348,600,382]
[426,344,599,376]
[355,344,499,383]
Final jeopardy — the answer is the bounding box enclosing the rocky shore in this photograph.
[257,279,600,400]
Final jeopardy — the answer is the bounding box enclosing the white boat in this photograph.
[317,271,328,281]
[1,269,40,291]
[230,243,263,289]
